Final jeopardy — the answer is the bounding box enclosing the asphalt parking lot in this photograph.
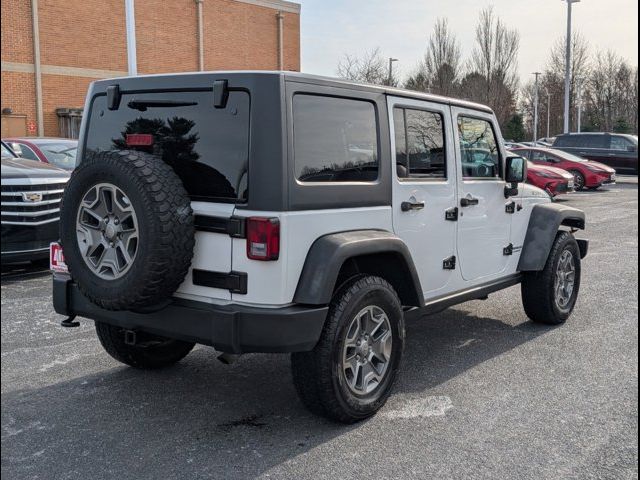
[2,183,638,480]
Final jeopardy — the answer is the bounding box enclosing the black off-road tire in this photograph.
[521,231,582,325]
[95,322,195,369]
[59,150,194,310]
[291,275,404,423]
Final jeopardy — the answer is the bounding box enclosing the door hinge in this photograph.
[443,256,457,270]
[503,243,514,256]
[445,207,459,221]
[505,201,516,214]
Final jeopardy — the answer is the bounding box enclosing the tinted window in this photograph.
[86,90,250,202]
[394,107,446,179]
[293,95,378,182]
[553,135,576,147]
[12,143,38,161]
[610,136,632,151]
[457,116,500,178]
[581,135,607,148]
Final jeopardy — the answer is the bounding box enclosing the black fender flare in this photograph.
[293,230,424,306]
[518,203,587,272]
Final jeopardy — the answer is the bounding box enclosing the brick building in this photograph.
[1,0,300,137]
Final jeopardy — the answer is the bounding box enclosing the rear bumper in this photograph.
[1,247,49,263]
[53,275,328,354]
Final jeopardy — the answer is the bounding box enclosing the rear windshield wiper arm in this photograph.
[127,100,198,111]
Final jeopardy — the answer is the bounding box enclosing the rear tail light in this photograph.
[246,217,280,261]
[50,242,69,273]
[125,133,154,146]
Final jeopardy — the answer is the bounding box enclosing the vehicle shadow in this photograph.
[1,262,50,283]
[1,303,551,480]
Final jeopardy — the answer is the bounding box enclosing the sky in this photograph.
[297,0,639,83]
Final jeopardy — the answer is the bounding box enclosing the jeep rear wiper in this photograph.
[127,100,198,111]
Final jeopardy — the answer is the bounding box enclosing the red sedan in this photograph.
[3,137,77,171]
[513,147,616,191]
[526,160,575,197]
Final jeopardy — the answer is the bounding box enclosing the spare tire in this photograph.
[59,150,194,310]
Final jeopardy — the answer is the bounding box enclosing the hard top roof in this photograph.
[91,70,494,114]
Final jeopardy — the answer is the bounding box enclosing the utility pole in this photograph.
[563,0,580,133]
[532,72,541,143]
[388,58,398,87]
[546,88,552,139]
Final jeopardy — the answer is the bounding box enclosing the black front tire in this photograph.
[291,276,404,423]
[521,231,582,325]
[95,322,195,369]
[570,170,586,191]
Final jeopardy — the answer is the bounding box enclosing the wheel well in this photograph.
[333,252,422,307]
[561,217,585,230]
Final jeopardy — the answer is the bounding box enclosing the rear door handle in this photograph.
[401,201,425,212]
[460,196,479,207]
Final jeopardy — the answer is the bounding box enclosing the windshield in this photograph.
[1,143,17,159]
[38,142,78,170]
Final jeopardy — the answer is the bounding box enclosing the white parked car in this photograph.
[52,72,588,423]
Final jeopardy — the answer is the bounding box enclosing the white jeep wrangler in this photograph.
[53,72,588,423]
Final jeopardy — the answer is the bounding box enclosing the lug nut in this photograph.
[114,218,119,225]
[104,217,109,223]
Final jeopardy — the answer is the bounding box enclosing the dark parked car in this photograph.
[4,137,78,171]
[1,141,70,263]
[552,133,638,175]
[513,147,616,191]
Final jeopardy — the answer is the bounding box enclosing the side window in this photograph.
[530,150,550,162]
[457,116,500,179]
[610,136,631,151]
[293,94,378,183]
[393,107,446,179]
[15,144,39,161]
[582,135,606,148]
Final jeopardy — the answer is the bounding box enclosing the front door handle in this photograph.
[460,196,479,207]
[401,201,425,212]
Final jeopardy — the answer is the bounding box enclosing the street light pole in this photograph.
[388,58,398,86]
[563,0,580,133]
[533,72,541,143]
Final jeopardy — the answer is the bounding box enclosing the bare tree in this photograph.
[336,48,398,86]
[406,18,462,96]
[464,7,520,126]
[547,32,590,131]
[585,50,637,132]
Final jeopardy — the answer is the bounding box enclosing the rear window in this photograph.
[85,90,250,202]
[293,94,378,182]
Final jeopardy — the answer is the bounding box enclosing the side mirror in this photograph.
[504,155,526,198]
[628,145,637,153]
